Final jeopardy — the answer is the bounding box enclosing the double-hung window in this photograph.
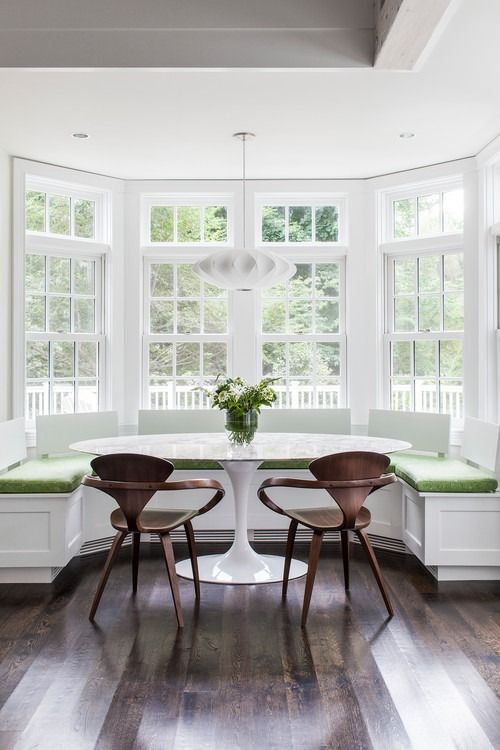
[383,181,465,422]
[22,178,108,428]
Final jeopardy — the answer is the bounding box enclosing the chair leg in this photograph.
[356,529,394,617]
[89,530,127,622]
[340,530,350,591]
[160,533,184,628]
[184,520,200,601]
[282,519,298,600]
[132,532,141,594]
[301,530,324,627]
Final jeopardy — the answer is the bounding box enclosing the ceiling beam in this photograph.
[374,0,457,70]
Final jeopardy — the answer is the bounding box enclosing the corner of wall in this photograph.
[0,149,12,421]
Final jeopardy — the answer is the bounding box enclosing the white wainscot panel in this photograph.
[0,512,50,552]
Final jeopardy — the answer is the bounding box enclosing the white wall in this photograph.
[0,149,11,421]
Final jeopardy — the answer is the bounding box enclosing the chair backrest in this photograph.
[259,408,351,434]
[90,453,175,531]
[0,418,27,471]
[368,409,450,455]
[309,451,392,527]
[462,417,500,475]
[137,409,224,434]
[36,411,119,455]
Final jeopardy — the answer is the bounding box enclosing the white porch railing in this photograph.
[25,384,98,423]
[391,383,463,420]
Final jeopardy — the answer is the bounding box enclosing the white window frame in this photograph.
[142,256,233,409]
[255,193,347,247]
[384,246,464,423]
[257,257,347,409]
[141,193,234,248]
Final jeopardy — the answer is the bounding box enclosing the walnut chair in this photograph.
[257,451,396,626]
[83,453,224,627]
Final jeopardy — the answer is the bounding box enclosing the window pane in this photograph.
[394,198,416,238]
[392,341,411,376]
[73,260,95,295]
[150,206,174,243]
[77,341,98,378]
[177,206,201,242]
[49,257,71,293]
[26,341,49,378]
[415,379,438,412]
[74,199,95,239]
[316,342,340,377]
[74,298,95,333]
[26,255,46,292]
[77,380,98,412]
[176,343,200,376]
[315,206,338,242]
[26,191,46,232]
[444,292,464,331]
[391,378,412,411]
[26,381,49,420]
[415,340,436,377]
[177,300,200,334]
[262,301,286,333]
[417,193,440,235]
[439,379,463,419]
[52,341,74,378]
[262,342,286,377]
[177,264,200,297]
[443,189,464,233]
[289,342,313,376]
[443,253,464,291]
[289,264,312,297]
[150,264,174,297]
[25,295,46,332]
[203,343,227,377]
[48,195,70,235]
[315,263,339,297]
[48,296,71,332]
[150,300,174,333]
[440,340,463,378]
[289,206,312,242]
[53,381,74,414]
[204,281,227,298]
[204,206,227,242]
[262,206,285,242]
[418,256,441,293]
[394,258,416,295]
[316,300,339,333]
[149,343,173,377]
[394,297,416,332]
[289,301,312,334]
[419,295,440,332]
[203,300,227,334]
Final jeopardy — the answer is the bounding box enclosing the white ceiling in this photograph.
[0,0,499,180]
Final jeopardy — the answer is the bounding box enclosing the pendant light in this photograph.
[193,133,296,291]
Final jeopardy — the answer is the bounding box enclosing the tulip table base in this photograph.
[176,458,308,585]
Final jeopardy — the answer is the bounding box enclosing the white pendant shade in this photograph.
[194,248,296,291]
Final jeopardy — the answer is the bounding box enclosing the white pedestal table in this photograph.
[70,432,410,585]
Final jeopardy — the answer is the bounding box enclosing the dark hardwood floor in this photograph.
[0,542,498,750]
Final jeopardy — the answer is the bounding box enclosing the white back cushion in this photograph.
[259,408,351,434]
[0,418,27,470]
[462,417,500,473]
[368,409,450,454]
[138,409,225,434]
[36,411,119,455]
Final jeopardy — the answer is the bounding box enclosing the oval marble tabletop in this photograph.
[70,432,411,461]
[71,432,410,585]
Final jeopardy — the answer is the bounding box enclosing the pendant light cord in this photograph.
[242,134,246,250]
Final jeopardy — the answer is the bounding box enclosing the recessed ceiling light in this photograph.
[72,132,89,139]
[399,132,415,139]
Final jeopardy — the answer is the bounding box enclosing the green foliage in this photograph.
[26,191,45,232]
[315,206,338,242]
[394,198,416,238]
[204,206,227,242]
[205,376,278,415]
[150,206,174,243]
[74,199,95,239]
[289,207,312,242]
[48,195,70,235]
[177,206,201,242]
[262,206,285,242]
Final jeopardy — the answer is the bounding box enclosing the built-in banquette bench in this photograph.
[369,410,500,580]
[0,413,118,582]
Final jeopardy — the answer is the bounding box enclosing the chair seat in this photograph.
[110,507,197,533]
[285,505,371,531]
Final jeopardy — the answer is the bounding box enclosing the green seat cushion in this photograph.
[390,453,498,493]
[0,454,95,494]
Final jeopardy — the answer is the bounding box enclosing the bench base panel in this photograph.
[426,565,500,581]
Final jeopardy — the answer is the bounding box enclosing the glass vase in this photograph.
[225,409,258,446]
